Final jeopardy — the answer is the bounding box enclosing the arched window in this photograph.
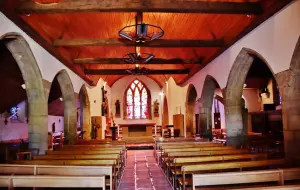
[125,79,151,119]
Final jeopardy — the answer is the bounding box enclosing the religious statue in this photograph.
[101,86,109,116]
[91,123,100,139]
[115,100,121,118]
[154,99,159,117]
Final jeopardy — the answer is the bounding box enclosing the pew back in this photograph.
[33,154,120,160]
[10,159,116,166]
[182,159,285,173]
[192,167,300,189]
[0,175,105,188]
[165,146,235,153]
[168,149,249,157]
[174,153,267,164]
[46,150,122,155]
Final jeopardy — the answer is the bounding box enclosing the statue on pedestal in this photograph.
[101,86,109,116]
[154,99,159,117]
[115,100,121,118]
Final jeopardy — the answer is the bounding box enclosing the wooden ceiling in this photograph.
[0,0,293,87]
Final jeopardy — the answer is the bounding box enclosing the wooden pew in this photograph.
[180,159,285,189]
[10,159,116,166]
[0,164,115,190]
[33,154,120,160]
[156,142,221,163]
[169,153,267,188]
[234,185,300,190]
[167,149,250,157]
[46,149,122,155]
[161,146,236,166]
[164,149,251,172]
[192,168,300,190]
[0,175,106,189]
[76,139,125,145]
[160,143,223,149]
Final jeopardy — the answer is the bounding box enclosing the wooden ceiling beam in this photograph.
[17,0,263,15]
[53,38,225,48]
[74,58,202,64]
[84,68,190,75]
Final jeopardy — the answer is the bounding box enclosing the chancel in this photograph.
[0,0,300,189]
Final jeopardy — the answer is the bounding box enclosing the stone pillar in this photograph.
[6,37,48,154]
[56,71,77,145]
[199,106,212,140]
[63,94,77,144]
[224,88,244,148]
[82,107,91,140]
[276,69,300,163]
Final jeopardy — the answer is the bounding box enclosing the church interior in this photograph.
[0,0,300,189]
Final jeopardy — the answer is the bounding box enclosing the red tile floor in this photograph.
[118,150,172,190]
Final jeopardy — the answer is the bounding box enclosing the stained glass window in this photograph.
[125,79,150,119]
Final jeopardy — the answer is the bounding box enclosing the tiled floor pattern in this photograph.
[118,150,172,190]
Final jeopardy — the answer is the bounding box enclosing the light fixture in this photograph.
[21,84,26,89]
[243,83,247,88]
[260,87,270,98]
[124,53,155,64]
[59,97,63,101]
[119,23,164,43]
[125,67,150,75]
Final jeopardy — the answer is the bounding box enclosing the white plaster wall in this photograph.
[86,78,105,117]
[48,115,64,133]
[185,0,300,94]
[0,13,88,93]
[243,89,261,112]
[110,76,162,125]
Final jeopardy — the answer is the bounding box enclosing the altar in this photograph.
[119,123,155,138]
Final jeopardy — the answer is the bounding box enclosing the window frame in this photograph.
[124,79,151,120]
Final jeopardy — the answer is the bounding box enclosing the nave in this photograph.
[1,138,300,190]
[119,150,172,190]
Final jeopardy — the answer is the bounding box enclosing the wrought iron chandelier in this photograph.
[125,65,150,75]
[124,52,155,64]
[119,23,164,43]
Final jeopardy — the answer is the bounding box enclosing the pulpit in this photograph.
[119,123,155,138]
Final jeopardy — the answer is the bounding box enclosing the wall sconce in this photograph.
[260,87,270,98]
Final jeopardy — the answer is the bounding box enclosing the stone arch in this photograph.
[186,84,197,136]
[162,96,169,127]
[225,48,277,147]
[198,75,220,139]
[1,33,48,153]
[79,84,91,139]
[51,69,77,144]
[275,36,300,162]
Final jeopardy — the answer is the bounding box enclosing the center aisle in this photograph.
[118,150,172,190]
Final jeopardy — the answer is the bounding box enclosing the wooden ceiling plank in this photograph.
[17,0,263,15]
[74,58,202,64]
[84,68,190,75]
[53,38,225,48]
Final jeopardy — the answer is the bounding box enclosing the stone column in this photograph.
[82,105,91,140]
[199,106,212,140]
[224,88,244,148]
[57,72,77,145]
[63,94,77,144]
[276,69,300,163]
